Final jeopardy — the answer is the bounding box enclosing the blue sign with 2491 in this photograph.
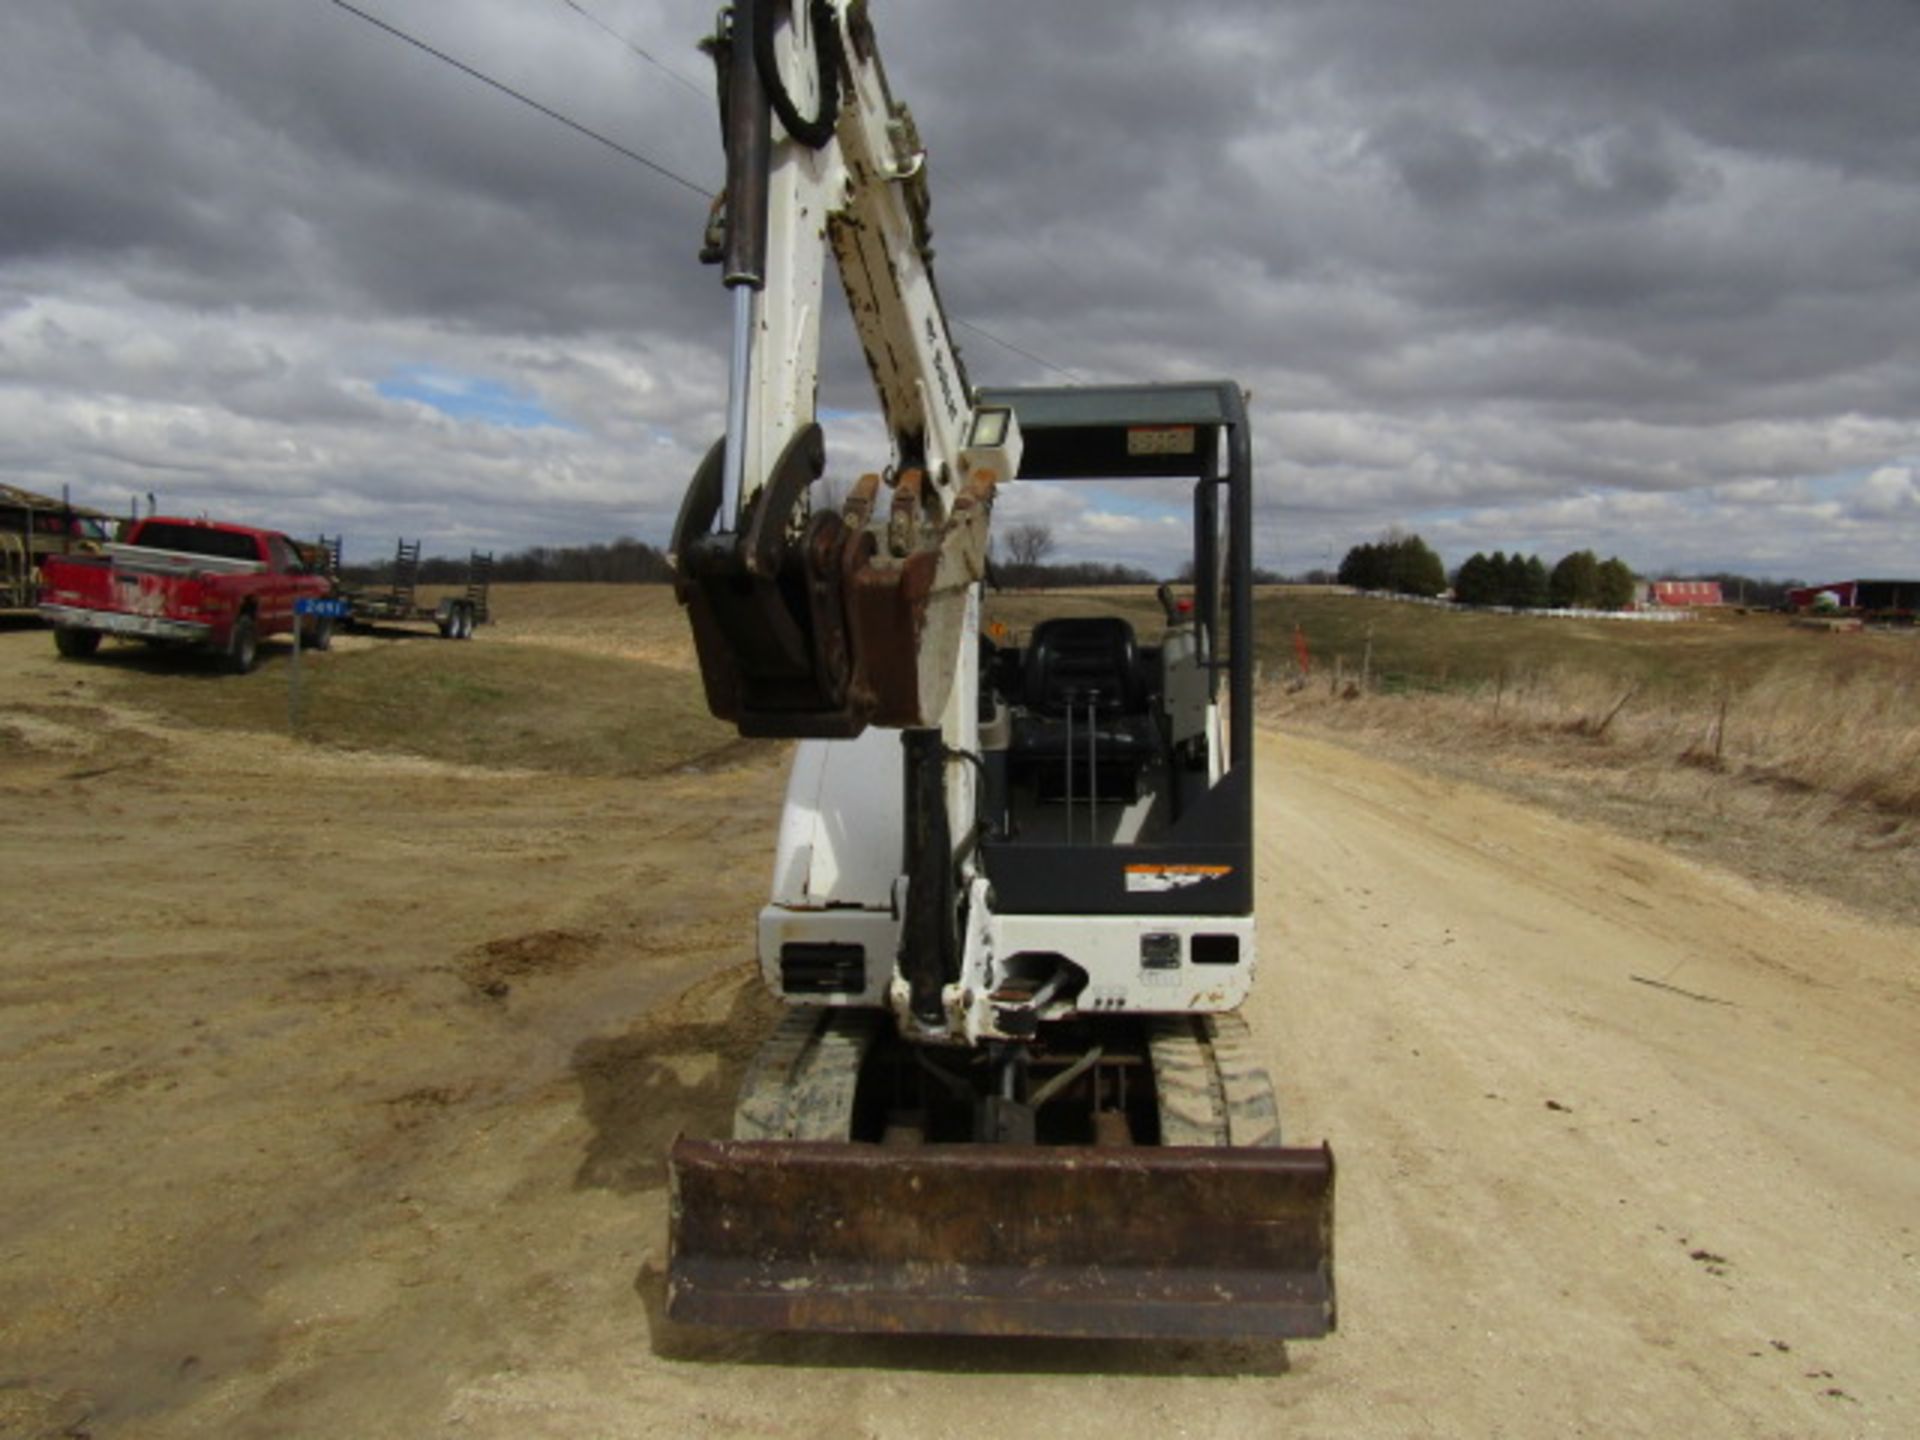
[296,596,352,618]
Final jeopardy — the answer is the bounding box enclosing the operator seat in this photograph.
[1009,617,1162,799]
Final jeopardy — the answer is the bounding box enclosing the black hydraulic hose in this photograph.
[753,0,841,150]
[900,729,957,1026]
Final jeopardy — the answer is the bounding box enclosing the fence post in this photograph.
[288,614,303,733]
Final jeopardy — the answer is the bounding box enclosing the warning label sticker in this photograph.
[1124,863,1233,893]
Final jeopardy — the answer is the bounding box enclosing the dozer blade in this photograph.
[667,1138,1335,1340]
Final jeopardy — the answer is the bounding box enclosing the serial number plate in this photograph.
[1126,425,1196,456]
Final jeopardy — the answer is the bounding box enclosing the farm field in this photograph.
[1,588,1917,1438]
[1255,591,1920,925]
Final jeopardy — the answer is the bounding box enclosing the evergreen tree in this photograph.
[1549,550,1601,608]
[1482,550,1506,604]
[1339,532,1447,597]
[1453,552,1496,605]
[1398,534,1448,597]
[1497,552,1523,607]
[1522,554,1550,608]
[1595,556,1638,611]
[1337,542,1381,589]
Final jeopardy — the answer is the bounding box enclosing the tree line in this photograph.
[1339,535,1641,610]
[338,524,1164,590]
[339,536,674,586]
[1335,534,1448,597]
[1455,549,1637,610]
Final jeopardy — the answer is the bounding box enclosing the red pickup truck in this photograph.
[39,517,335,673]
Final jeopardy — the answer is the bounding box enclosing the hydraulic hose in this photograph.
[753,0,841,150]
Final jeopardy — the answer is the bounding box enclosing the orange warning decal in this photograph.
[1124,864,1233,893]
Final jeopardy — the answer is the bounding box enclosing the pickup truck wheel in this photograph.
[54,627,102,660]
[305,615,334,651]
[226,614,259,674]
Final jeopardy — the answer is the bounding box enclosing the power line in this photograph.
[532,5,1091,383]
[952,317,1084,384]
[328,0,712,199]
[544,0,711,101]
[941,172,1157,377]
[332,1,1088,384]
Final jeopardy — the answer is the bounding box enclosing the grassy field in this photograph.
[78,580,1917,918]
[1249,589,1918,920]
[1253,590,1912,692]
[1257,592,1920,811]
[86,617,745,778]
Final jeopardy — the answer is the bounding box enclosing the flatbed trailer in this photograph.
[2,485,114,613]
[320,536,493,640]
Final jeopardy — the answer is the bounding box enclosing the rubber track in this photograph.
[1148,1014,1283,1148]
[733,1008,820,1140]
[732,1008,879,1141]
[1208,1012,1284,1147]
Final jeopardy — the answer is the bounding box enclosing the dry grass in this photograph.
[1266,637,1920,817]
[73,581,1918,917]
[86,617,749,779]
[1261,614,1920,922]
[1251,590,1894,693]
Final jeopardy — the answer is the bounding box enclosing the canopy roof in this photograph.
[976,382,1248,482]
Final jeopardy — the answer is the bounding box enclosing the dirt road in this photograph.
[2,626,1915,1437]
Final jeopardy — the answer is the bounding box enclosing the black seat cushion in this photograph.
[1010,619,1162,787]
[1024,617,1143,715]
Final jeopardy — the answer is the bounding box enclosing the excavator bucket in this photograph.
[671,431,995,741]
[666,1138,1335,1340]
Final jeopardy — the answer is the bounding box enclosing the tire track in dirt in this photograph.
[1246,730,1919,1437]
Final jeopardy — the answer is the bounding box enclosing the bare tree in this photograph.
[1002,522,1056,570]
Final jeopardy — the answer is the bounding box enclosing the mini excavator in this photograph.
[666,0,1335,1339]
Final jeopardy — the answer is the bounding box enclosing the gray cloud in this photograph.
[1,0,1916,584]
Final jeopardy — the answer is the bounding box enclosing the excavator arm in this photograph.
[670,0,1020,740]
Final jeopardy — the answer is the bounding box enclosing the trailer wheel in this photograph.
[54,627,102,660]
[226,614,259,675]
[457,604,475,640]
[437,609,457,639]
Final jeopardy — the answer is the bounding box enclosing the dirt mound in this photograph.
[570,963,782,1193]
[462,928,602,998]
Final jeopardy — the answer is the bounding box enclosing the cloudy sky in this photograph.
[4,1,1917,582]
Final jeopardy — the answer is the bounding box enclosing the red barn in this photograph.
[1645,580,1723,608]
[1786,579,1920,612]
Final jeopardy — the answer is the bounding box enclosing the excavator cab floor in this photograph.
[667,1137,1336,1340]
